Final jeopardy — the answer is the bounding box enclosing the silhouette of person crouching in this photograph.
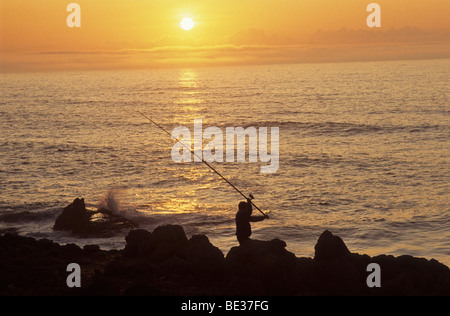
[235,198,268,244]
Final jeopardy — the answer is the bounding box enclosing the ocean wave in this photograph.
[206,120,446,137]
[0,208,61,223]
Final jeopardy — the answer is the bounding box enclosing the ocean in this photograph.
[1,59,449,265]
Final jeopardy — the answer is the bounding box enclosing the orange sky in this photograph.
[0,0,449,72]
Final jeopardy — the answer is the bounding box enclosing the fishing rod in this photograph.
[137,111,268,217]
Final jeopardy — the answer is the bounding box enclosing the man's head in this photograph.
[238,201,252,215]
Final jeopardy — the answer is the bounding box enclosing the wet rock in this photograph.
[54,198,89,232]
[54,198,136,237]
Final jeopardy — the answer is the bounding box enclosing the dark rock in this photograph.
[83,244,101,254]
[440,272,450,294]
[53,198,136,237]
[124,229,153,257]
[148,225,188,262]
[37,238,56,249]
[225,238,298,295]
[186,235,225,275]
[83,210,136,237]
[370,254,450,295]
[53,198,89,232]
[82,274,121,296]
[312,254,366,295]
[2,225,450,296]
[124,225,188,262]
[62,243,83,256]
[227,276,265,296]
[160,256,189,274]
[293,257,315,295]
[314,230,351,261]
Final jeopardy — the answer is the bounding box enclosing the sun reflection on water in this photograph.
[172,69,207,124]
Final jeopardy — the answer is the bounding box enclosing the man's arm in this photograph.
[249,215,266,222]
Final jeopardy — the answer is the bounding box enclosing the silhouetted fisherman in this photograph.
[235,198,269,244]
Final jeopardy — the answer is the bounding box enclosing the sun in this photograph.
[180,17,195,31]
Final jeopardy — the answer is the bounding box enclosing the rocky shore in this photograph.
[1,224,449,296]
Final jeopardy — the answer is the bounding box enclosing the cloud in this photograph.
[226,28,282,46]
[1,27,449,73]
[307,26,450,45]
